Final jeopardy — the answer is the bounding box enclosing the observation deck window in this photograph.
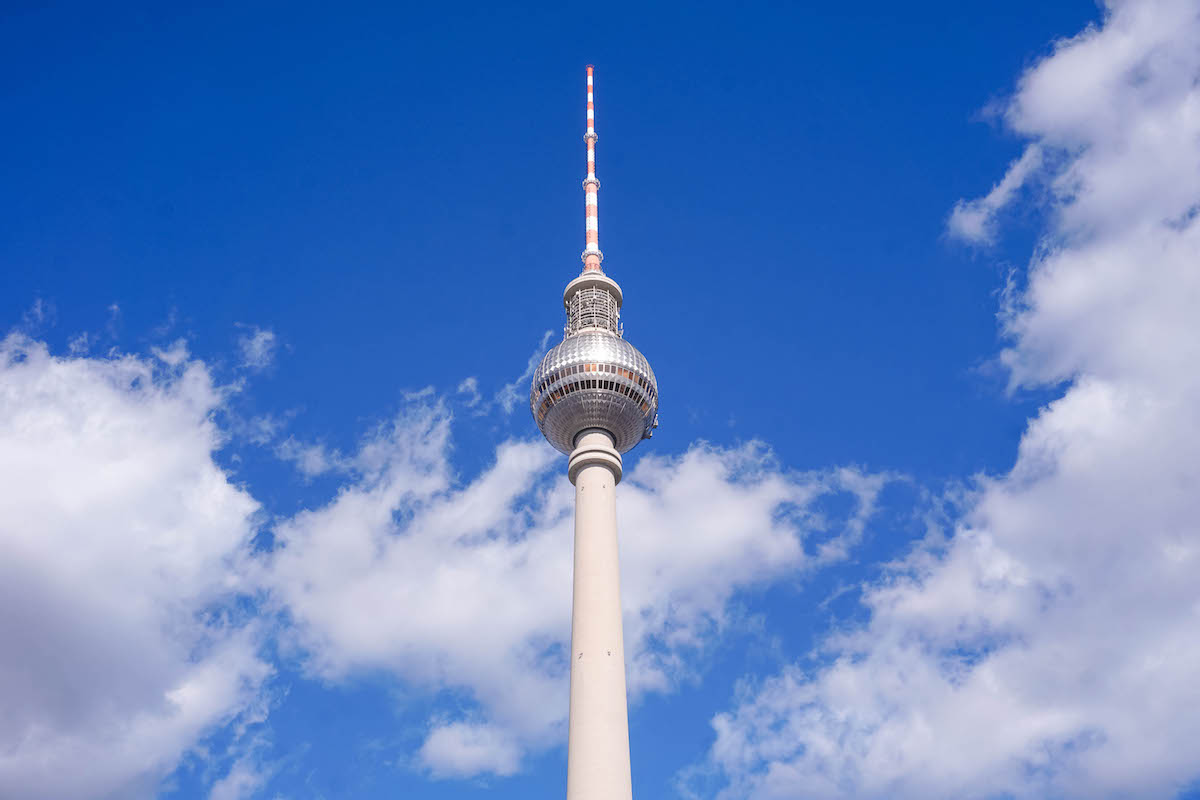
[567,287,621,335]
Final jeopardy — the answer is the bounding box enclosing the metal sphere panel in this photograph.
[530,331,658,454]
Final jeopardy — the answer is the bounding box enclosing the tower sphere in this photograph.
[531,330,658,455]
[532,272,658,455]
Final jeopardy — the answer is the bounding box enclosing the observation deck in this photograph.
[530,272,657,455]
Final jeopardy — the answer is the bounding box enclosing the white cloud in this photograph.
[0,336,270,799]
[275,436,352,479]
[419,721,523,779]
[457,376,482,408]
[152,337,190,367]
[244,413,285,446]
[450,334,553,418]
[493,330,553,414]
[620,453,886,696]
[208,740,276,800]
[703,1,1200,797]
[106,303,122,338]
[947,145,1043,244]
[265,402,885,778]
[20,298,56,331]
[67,331,91,355]
[237,326,278,372]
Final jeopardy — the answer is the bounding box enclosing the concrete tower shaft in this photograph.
[567,429,631,800]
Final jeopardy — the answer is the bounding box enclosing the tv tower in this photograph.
[530,66,659,800]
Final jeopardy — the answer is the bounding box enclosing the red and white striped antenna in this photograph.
[581,65,603,273]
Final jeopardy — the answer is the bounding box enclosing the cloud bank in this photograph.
[265,404,885,778]
[0,332,885,794]
[701,1,1200,797]
[0,337,269,800]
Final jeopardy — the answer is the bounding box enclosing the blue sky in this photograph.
[4,1,1200,798]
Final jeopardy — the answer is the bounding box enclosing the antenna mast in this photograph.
[582,65,603,273]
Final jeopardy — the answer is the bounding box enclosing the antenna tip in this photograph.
[586,64,595,71]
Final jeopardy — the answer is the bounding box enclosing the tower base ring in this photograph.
[569,429,623,485]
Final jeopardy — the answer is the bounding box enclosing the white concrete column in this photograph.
[566,429,632,800]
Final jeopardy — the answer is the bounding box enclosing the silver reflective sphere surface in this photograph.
[531,331,658,454]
